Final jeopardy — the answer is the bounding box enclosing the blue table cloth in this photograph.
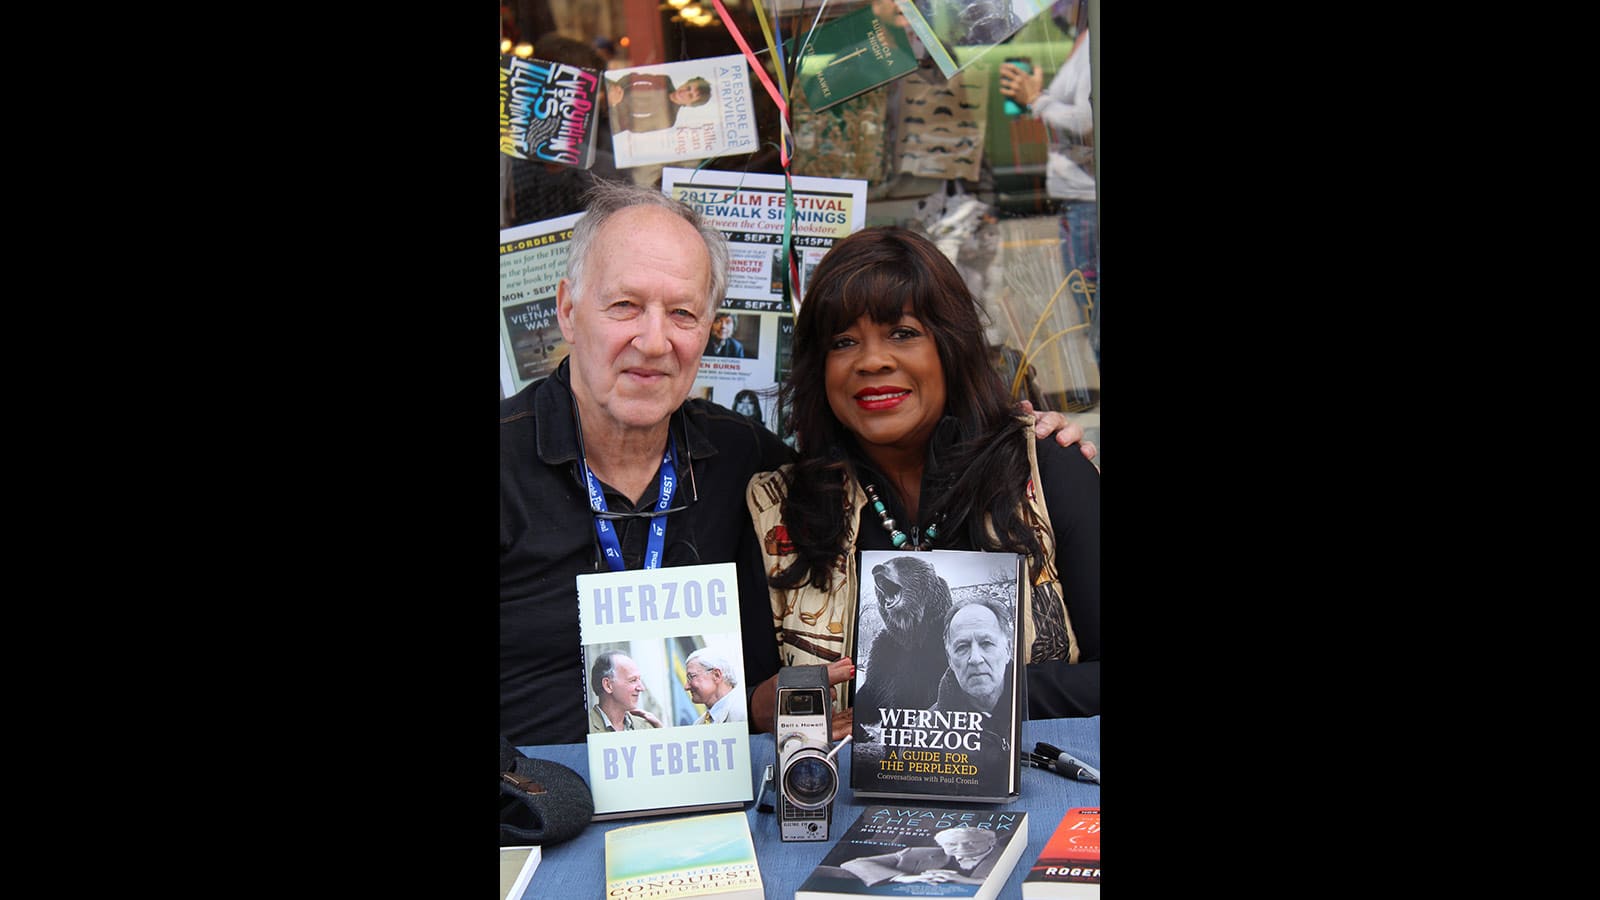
[517,715,1099,897]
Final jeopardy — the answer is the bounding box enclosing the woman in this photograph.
[746,226,1099,738]
[998,0,1098,362]
[732,389,764,425]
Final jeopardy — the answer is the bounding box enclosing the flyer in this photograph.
[661,168,868,441]
[499,213,582,398]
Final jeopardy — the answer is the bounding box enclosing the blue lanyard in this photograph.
[582,439,678,571]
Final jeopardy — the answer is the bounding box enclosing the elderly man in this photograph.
[501,181,790,746]
[842,826,1003,885]
[931,597,1018,772]
[684,647,745,724]
[588,650,664,733]
[500,181,1093,746]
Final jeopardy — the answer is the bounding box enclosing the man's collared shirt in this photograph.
[589,704,655,733]
[699,688,747,724]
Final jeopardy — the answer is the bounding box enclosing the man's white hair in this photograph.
[685,647,739,687]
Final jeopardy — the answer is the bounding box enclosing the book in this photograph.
[895,68,989,182]
[604,55,760,169]
[797,3,920,113]
[499,845,541,900]
[796,804,1028,900]
[850,549,1025,803]
[499,54,602,168]
[577,562,755,819]
[1021,808,1100,899]
[604,811,764,900]
[499,212,582,398]
[891,0,1052,78]
[791,78,892,185]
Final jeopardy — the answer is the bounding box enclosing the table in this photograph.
[518,715,1099,897]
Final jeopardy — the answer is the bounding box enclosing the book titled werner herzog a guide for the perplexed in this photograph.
[851,549,1025,803]
[577,561,754,820]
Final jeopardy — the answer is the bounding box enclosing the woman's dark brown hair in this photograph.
[770,226,1045,590]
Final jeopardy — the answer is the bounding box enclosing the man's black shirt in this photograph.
[499,360,793,745]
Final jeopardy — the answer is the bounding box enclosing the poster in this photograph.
[499,213,582,399]
[661,167,868,439]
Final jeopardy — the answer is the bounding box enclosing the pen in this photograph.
[1035,741,1100,785]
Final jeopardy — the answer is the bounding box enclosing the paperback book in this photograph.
[604,811,764,900]
[605,55,759,169]
[1021,807,1099,899]
[796,804,1029,900]
[851,549,1024,803]
[499,845,541,900]
[891,0,1052,78]
[797,3,920,113]
[578,561,755,819]
[499,53,602,168]
[895,68,988,182]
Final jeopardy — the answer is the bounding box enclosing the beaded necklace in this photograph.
[862,481,942,551]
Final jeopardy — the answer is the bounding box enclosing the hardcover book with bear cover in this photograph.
[850,549,1023,803]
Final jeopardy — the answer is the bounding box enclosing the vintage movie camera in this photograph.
[774,664,837,842]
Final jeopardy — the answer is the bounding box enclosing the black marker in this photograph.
[1022,751,1079,783]
[1035,741,1100,784]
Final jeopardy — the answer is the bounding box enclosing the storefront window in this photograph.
[500,0,1098,449]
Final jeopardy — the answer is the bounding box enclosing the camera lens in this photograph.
[781,750,838,810]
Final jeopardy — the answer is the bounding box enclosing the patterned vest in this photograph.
[745,420,1078,714]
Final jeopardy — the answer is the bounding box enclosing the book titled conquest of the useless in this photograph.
[604,811,764,900]
[797,3,919,113]
[796,804,1029,900]
[851,549,1025,803]
[499,54,602,167]
[1021,807,1100,899]
[578,562,754,820]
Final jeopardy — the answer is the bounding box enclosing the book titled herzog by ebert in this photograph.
[850,549,1024,803]
[577,562,754,819]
